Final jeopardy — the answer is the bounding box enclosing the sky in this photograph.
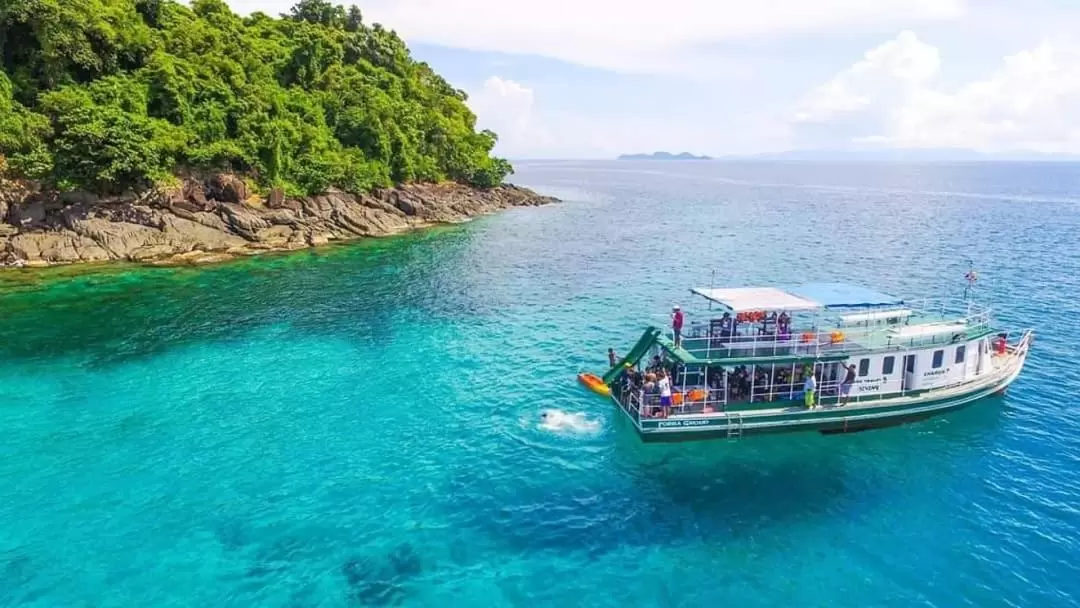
[228,0,1080,159]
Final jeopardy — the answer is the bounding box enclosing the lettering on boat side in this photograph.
[923,368,950,377]
[857,382,883,392]
[656,419,715,428]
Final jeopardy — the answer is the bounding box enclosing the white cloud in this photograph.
[229,0,965,73]
[467,77,553,157]
[793,31,940,124]
[791,31,1080,153]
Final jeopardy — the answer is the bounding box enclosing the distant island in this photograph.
[617,152,712,161]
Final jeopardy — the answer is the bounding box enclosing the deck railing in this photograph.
[666,298,993,361]
[615,378,852,421]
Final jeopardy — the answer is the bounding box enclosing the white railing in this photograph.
[667,298,993,361]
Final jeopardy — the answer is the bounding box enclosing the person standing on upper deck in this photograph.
[838,362,857,406]
[719,312,733,342]
[671,306,684,348]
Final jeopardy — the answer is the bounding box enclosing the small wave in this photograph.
[537,409,602,435]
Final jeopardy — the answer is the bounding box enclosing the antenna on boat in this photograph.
[963,261,978,301]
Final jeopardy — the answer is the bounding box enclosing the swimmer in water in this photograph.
[539,409,600,433]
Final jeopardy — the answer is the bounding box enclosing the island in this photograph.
[617,152,712,161]
[0,0,555,267]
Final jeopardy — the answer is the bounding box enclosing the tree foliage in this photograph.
[0,0,513,194]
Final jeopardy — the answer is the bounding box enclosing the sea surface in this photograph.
[2,161,1079,607]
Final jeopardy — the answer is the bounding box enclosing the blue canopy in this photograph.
[789,283,903,309]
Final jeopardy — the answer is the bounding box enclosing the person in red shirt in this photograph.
[672,305,685,347]
[994,334,1008,356]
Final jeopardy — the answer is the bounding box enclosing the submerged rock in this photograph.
[0,181,557,267]
[340,543,424,606]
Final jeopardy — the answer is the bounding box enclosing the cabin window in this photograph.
[858,358,870,377]
[955,345,966,364]
[882,356,895,375]
[932,350,944,369]
[905,355,916,373]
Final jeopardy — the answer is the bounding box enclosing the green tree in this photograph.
[0,0,514,194]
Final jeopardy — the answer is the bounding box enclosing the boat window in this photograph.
[932,349,944,369]
[955,345,966,364]
[882,356,895,375]
[905,355,916,373]
[858,358,870,377]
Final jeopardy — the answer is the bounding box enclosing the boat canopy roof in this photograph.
[788,283,904,309]
[691,282,903,312]
[690,287,820,312]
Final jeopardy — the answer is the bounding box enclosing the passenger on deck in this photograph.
[776,368,792,398]
[753,367,770,401]
[994,334,1008,356]
[648,354,663,374]
[729,365,749,401]
[804,373,817,409]
[642,372,657,403]
[608,348,618,368]
[671,305,684,348]
[838,362,857,406]
[777,311,791,338]
[761,312,776,336]
[657,371,673,416]
[719,312,733,341]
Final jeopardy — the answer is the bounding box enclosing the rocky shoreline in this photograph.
[0,176,556,267]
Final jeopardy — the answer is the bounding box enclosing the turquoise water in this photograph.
[2,161,1079,606]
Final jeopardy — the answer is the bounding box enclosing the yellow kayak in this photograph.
[577,373,611,397]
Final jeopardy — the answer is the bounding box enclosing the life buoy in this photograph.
[688,389,708,402]
[801,331,815,343]
[830,331,845,344]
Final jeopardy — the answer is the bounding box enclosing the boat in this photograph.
[602,282,1033,442]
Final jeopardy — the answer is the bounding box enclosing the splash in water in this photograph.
[538,409,601,434]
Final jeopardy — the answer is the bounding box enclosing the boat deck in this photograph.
[670,309,994,365]
[617,345,1026,425]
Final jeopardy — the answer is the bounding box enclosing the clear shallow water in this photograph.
[2,161,1079,607]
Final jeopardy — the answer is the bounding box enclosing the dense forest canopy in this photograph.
[0,0,513,195]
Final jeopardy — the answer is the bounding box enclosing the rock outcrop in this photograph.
[0,176,556,267]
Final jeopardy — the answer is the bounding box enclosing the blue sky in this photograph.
[229,0,1080,159]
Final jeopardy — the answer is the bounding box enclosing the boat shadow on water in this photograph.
[435,400,1011,567]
